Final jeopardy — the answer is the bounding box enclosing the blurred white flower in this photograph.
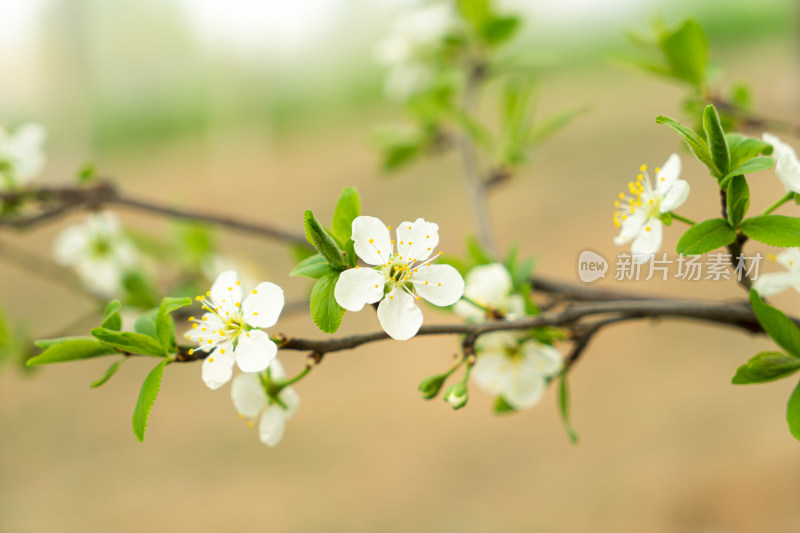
[752,248,800,297]
[0,123,46,189]
[185,270,284,390]
[334,215,464,340]
[453,262,525,320]
[613,154,689,263]
[763,133,800,194]
[471,334,563,410]
[231,359,300,448]
[374,2,456,100]
[53,211,139,298]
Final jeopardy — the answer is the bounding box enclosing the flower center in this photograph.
[612,164,662,227]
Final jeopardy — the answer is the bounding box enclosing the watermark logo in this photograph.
[577,250,608,283]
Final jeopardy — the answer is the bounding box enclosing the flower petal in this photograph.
[210,270,243,316]
[201,343,236,390]
[231,373,267,417]
[504,373,546,410]
[352,215,392,266]
[613,210,647,245]
[258,406,287,447]
[753,271,795,297]
[776,248,800,272]
[412,264,465,307]
[242,281,284,328]
[631,218,662,263]
[660,179,690,213]
[654,153,681,194]
[460,263,512,310]
[377,287,423,340]
[234,329,277,373]
[53,225,91,266]
[334,267,386,311]
[279,386,301,419]
[471,350,514,396]
[395,218,439,262]
[521,341,564,377]
[764,133,800,194]
[267,357,287,380]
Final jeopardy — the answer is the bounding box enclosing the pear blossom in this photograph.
[0,123,46,189]
[471,334,564,410]
[231,358,299,447]
[762,133,800,194]
[752,248,800,297]
[53,211,139,297]
[374,2,456,100]
[613,154,690,263]
[453,262,524,320]
[185,270,284,390]
[334,215,465,340]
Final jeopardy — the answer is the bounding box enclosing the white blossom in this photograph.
[453,262,524,320]
[471,334,563,410]
[185,270,284,390]
[752,248,800,297]
[53,211,139,298]
[763,133,800,194]
[334,215,465,340]
[374,2,456,100]
[613,154,690,263]
[230,359,299,448]
[0,123,46,189]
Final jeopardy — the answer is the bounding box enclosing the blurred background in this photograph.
[1,0,799,532]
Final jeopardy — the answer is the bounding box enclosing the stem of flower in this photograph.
[670,212,697,225]
[761,192,794,216]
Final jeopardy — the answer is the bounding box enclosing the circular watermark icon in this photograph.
[577,250,608,283]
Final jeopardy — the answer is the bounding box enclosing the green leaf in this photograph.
[27,338,117,366]
[100,300,123,331]
[310,272,345,334]
[659,19,708,87]
[742,215,800,247]
[134,308,158,338]
[749,290,800,357]
[330,187,361,247]
[702,105,729,177]
[655,115,715,174]
[290,254,336,279]
[492,396,516,414]
[466,235,494,265]
[720,156,775,187]
[132,359,168,442]
[675,218,736,255]
[732,351,800,384]
[90,328,166,357]
[303,210,346,270]
[90,359,125,388]
[481,15,520,45]
[788,380,800,441]
[726,175,749,228]
[557,375,579,444]
[727,133,773,171]
[528,106,590,146]
[122,271,159,308]
[156,297,192,354]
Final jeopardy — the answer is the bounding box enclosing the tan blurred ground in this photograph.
[2,41,800,533]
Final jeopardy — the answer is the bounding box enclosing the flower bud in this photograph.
[418,373,447,400]
[443,382,468,410]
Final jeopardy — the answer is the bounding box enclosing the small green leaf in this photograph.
[90,359,125,388]
[100,300,123,331]
[720,156,775,187]
[304,210,346,270]
[732,351,800,384]
[156,297,192,354]
[310,272,345,334]
[742,215,800,247]
[291,254,336,279]
[787,380,800,441]
[557,374,579,444]
[466,235,494,265]
[676,218,736,255]
[90,328,166,357]
[331,187,361,247]
[727,133,773,171]
[655,115,715,174]
[493,396,517,414]
[482,15,520,45]
[132,359,168,442]
[134,308,158,338]
[528,106,590,146]
[659,19,708,87]
[726,175,749,228]
[749,290,800,358]
[702,105,729,177]
[27,338,117,366]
